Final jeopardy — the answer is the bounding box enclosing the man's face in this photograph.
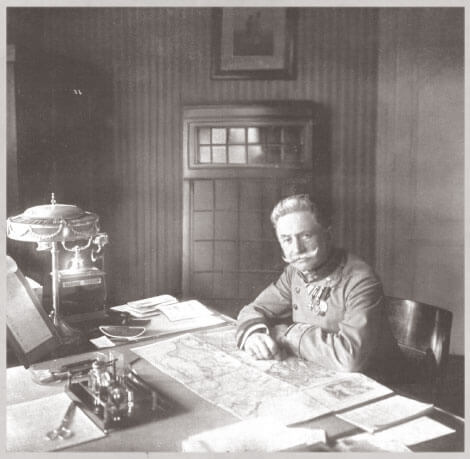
[275,211,331,272]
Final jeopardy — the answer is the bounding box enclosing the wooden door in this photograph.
[182,103,321,316]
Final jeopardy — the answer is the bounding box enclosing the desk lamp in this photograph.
[7,193,108,345]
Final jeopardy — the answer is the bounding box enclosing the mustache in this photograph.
[282,247,319,264]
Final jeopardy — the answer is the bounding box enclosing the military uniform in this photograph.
[236,248,401,378]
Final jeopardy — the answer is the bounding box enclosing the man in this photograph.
[236,194,400,378]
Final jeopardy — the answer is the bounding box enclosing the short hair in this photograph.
[270,194,331,229]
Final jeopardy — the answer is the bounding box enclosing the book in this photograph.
[181,417,327,452]
[336,394,434,433]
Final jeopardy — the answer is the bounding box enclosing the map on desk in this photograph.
[132,327,393,425]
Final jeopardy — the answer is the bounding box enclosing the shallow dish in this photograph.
[99,325,146,339]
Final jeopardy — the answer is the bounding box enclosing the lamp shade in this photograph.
[7,201,100,243]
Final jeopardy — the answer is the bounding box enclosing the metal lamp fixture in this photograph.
[7,193,108,344]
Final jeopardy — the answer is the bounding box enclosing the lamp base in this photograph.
[50,311,84,346]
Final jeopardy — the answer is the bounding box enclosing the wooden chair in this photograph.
[385,296,453,405]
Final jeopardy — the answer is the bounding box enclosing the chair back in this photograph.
[385,296,452,402]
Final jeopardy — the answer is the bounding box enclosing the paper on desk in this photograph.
[156,299,214,321]
[112,298,213,321]
[90,335,116,348]
[332,433,411,452]
[111,294,178,318]
[305,372,393,412]
[370,416,455,446]
[181,416,326,452]
[7,392,105,451]
[336,394,433,433]
[127,294,178,308]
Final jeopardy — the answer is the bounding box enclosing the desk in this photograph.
[6,320,464,452]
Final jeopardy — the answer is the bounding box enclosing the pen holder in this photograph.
[65,357,175,433]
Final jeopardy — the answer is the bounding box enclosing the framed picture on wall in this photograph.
[211,8,297,80]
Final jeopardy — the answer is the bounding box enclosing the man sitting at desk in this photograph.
[236,194,400,379]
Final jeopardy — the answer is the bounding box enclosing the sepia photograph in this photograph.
[3,0,467,455]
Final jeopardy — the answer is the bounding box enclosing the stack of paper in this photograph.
[153,299,214,321]
[111,297,214,321]
[181,417,327,452]
[332,417,454,451]
[366,416,455,446]
[123,294,178,318]
[336,394,434,433]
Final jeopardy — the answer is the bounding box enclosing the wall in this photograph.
[8,8,464,352]
[8,7,378,305]
[375,8,464,354]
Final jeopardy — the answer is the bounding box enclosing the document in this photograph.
[133,332,332,425]
[181,416,327,452]
[304,372,393,412]
[155,299,214,321]
[336,394,433,433]
[332,433,411,452]
[7,392,105,451]
[126,294,178,308]
[370,416,455,446]
[89,335,116,348]
[112,297,213,321]
[112,294,178,318]
[197,328,347,388]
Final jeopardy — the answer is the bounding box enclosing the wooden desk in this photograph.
[6,322,464,452]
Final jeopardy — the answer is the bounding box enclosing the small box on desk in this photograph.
[66,364,176,433]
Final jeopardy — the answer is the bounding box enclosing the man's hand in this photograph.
[243,333,283,360]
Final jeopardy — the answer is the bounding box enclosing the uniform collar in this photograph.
[297,248,344,283]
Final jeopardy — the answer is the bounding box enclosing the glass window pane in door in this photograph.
[266,146,281,164]
[228,145,246,164]
[247,145,265,164]
[247,127,260,144]
[212,128,227,144]
[228,128,245,144]
[283,126,303,144]
[198,127,211,144]
[283,145,301,163]
[198,146,211,163]
[267,126,282,143]
[212,146,227,163]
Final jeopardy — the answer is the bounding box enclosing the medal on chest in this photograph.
[307,285,331,316]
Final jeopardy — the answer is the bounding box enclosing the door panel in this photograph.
[182,104,321,317]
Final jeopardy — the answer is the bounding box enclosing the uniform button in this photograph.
[293,304,298,310]
[295,287,300,294]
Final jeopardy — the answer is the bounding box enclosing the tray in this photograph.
[66,368,174,433]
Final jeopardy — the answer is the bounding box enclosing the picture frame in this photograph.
[211,8,297,80]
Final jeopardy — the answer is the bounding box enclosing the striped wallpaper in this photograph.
[16,7,379,304]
